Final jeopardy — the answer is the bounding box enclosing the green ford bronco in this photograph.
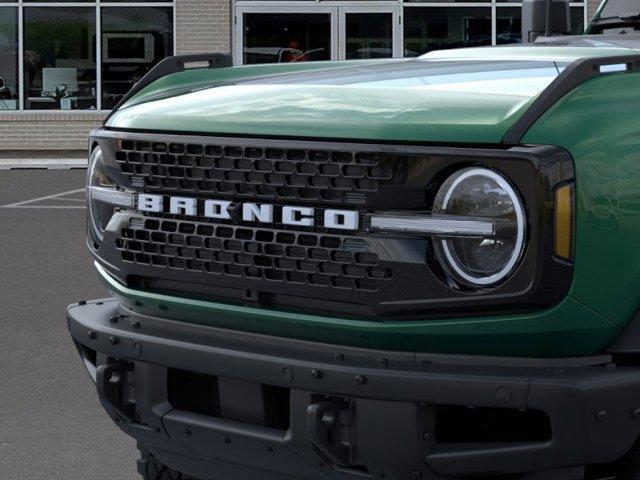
[68,0,640,478]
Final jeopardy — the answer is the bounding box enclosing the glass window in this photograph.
[494,5,582,41]
[243,13,331,64]
[345,13,393,59]
[598,0,637,19]
[23,7,96,110]
[571,6,585,35]
[0,8,18,110]
[101,7,173,110]
[496,7,522,45]
[404,7,492,56]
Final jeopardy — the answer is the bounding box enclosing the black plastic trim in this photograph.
[103,53,232,125]
[503,54,640,145]
[104,125,511,150]
[69,299,640,480]
[91,128,575,320]
[608,305,640,354]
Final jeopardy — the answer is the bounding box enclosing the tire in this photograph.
[137,446,200,480]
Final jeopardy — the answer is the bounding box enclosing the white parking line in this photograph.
[1,188,86,209]
[6,206,86,209]
[45,197,86,203]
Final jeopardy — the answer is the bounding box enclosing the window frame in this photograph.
[0,5,19,110]
[0,0,175,113]
[233,0,588,66]
[1,0,588,111]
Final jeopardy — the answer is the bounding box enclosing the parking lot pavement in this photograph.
[0,170,138,480]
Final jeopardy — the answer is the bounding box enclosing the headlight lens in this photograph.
[432,167,526,287]
[87,147,132,244]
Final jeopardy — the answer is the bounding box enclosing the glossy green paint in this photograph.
[107,46,636,145]
[124,59,395,108]
[523,71,640,329]
[108,84,533,144]
[99,44,640,357]
[122,46,634,110]
[97,263,618,357]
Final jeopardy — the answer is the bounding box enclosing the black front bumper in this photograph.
[68,299,640,480]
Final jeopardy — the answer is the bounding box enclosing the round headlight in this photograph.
[432,167,526,287]
[87,147,117,243]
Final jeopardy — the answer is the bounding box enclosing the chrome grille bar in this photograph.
[369,214,495,237]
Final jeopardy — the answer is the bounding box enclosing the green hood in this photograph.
[106,46,637,144]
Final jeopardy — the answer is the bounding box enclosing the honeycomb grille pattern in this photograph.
[116,218,393,292]
[115,140,394,205]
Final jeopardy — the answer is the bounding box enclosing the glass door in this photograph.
[338,6,402,60]
[234,6,338,66]
[234,3,402,65]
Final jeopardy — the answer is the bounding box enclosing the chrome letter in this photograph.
[282,206,314,227]
[204,199,232,220]
[137,194,163,213]
[324,209,359,230]
[169,197,197,216]
[242,203,273,223]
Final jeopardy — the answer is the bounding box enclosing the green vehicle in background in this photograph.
[68,0,640,478]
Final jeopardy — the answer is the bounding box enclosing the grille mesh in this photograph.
[117,218,393,292]
[115,140,394,205]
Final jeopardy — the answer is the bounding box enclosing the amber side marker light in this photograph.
[554,183,574,261]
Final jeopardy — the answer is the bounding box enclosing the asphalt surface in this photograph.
[0,170,138,480]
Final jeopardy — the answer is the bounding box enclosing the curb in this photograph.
[0,159,87,170]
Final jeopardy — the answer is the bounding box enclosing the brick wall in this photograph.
[176,0,232,55]
[0,0,604,153]
[0,112,105,151]
[0,0,232,153]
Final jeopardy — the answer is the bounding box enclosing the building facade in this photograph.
[0,0,597,152]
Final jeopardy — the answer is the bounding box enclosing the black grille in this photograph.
[94,131,575,319]
[117,217,393,292]
[115,140,394,205]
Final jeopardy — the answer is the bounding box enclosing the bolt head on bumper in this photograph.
[68,299,640,480]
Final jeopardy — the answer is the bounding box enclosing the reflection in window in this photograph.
[571,7,585,35]
[598,0,636,20]
[404,7,492,56]
[0,8,18,110]
[496,7,522,44]
[345,13,393,59]
[243,13,331,64]
[24,8,96,110]
[495,6,582,42]
[101,7,173,109]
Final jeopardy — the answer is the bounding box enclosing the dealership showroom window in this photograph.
[238,2,586,64]
[0,1,173,111]
[0,0,586,111]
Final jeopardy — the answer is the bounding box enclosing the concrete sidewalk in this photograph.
[0,158,87,169]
